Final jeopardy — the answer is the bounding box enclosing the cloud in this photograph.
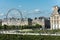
[29,9,41,14]
[22,10,27,13]
[23,11,27,13]
[18,9,42,18]
[18,5,22,8]
[0,13,4,16]
[34,9,40,12]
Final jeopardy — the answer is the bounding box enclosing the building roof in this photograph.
[50,5,60,17]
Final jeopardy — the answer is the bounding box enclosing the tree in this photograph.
[35,17,37,20]
[35,24,42,28]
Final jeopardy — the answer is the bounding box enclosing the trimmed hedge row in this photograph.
[0,24,42,30]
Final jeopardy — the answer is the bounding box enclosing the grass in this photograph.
[16,29,60,34]
[0,34,60,40]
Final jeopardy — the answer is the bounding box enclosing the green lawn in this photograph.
[0,34,60,40]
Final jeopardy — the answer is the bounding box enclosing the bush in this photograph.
[0,24,42,30]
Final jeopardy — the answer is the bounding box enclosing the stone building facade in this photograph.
[32,17,45,27]
[2,18,28,26]
[32,17,50,29]
[50,6,60,30]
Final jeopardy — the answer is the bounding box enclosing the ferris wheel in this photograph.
[6,8,23,25]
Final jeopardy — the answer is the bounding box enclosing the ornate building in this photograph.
[32,17,45,27]
[50,6,60,30]
[2,18,28,26]
[32,17,50,29]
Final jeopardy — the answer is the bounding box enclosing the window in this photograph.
[54,20,56,24]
